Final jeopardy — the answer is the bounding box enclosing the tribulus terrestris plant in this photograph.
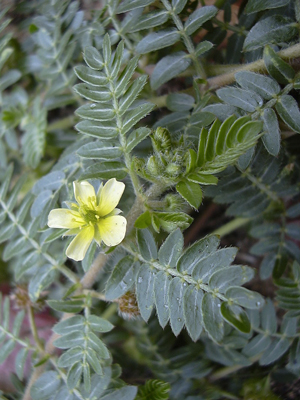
[0,0,300,399]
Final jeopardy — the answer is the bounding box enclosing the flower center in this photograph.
[80,207,101,224]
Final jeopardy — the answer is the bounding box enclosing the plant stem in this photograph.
[210,354,261,381]
[28,306,44,353]
[211,217,250,237]
[207,42,300,90]
[102,302,118,320]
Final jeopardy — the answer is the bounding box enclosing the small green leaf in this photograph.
[83,46,104,70]
[220,302,251,333]
[67,362,83,390]
[243,16,297,52]
[166,93,195,112]
[31,372,61,400]
[245,0,290,14]
[110,41,124,80]
[275,95,300,133]
[119,75,148,114]
[102,34,111,64]
[115,56,139,97]
[54,331,85,349]
[136,29,180,54]
[237,120,263,143]
[217,87,262,112]
[151,52,192,90]
[168,277,187,336]
[15,348,28,380]
[178,235,220,275]
[176,180,202,209]
[58,347,83,368]
[183,286,204,341]
[187,173,218,185]
[129,10,169,32]
[117,0,155,13]
[0,70,21,92]
[259,338,290,365]
[204,119,222,162]
[136,264,156,321]
[243,334,272,357]
[74,65,108,86]
[195,40,214,57]
[261,299,277,334]
[209,265,254,293]
[75,103,115,122]
[47,299,84,313]
[134,211,152,229]
[264,45,295,83]
[80,161,127,180]
[154,271,171,328]
[73,83,111,103]
[202,293,224,342]
[153,212,193,232]
[77,141,122,160]
[158,229,184,268]
[262,108,280,156]
[225,115,251,148]
[137,229,157,261]
[235,71,280,100]
[105,256,140,300]
[184,6,218,35]
[126,128,151,152]
[53,316,85,335]
[172,0,188,13]
[88,315,114,333]
[0,340,15,363]
[122,102,154,134]
[75,120,118,139]
[192,247,237,282]
[225,286,265,309]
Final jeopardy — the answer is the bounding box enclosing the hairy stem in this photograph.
[207,42,300,90]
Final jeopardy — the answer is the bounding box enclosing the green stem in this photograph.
[161,0,206,79]
[213,18,247,35]
[211,218,250,237]
[101,302,118,320]
[28,306,44,353]
[207,42,300,90]
[210,354,261,381]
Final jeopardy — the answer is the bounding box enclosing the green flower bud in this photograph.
[165,162,181,177]
[151,127,171,153]
[147,155,161,176]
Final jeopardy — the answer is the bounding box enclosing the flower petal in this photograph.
[48,209,85,229]
[97,216,127,246]
[66,225,94,261]
[97,179,125,216]
[73,181,96,208]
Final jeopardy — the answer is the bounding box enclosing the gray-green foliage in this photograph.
[0,0,299,399]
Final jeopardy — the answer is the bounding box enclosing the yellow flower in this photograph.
[47,179,127,261]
